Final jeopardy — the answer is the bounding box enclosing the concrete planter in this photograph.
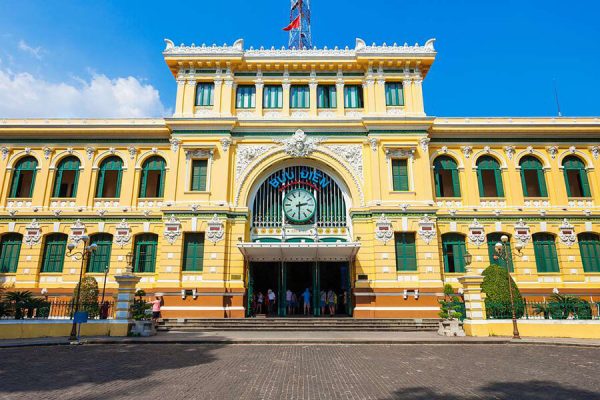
[437,319,466,337]
[130,320,157,337]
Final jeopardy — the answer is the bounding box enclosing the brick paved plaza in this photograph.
[1,344,599,399]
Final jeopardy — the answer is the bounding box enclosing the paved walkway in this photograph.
[2,330,600,347]
[1,342,599,399]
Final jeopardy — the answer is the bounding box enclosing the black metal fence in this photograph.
[486,300,600,320]
[0,300,115,320]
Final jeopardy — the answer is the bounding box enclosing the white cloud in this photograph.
[18,40,43,60]
[0,69,168,118]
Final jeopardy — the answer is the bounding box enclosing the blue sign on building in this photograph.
[268,167,330,190]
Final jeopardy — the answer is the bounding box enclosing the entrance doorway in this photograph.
[247,261,351,317]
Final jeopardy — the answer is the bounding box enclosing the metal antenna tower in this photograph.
[288,0,312,49]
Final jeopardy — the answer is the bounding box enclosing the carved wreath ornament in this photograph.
[274,129,325,157]
[374,213,393,244]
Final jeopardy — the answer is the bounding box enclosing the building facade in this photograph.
[1,38,599,318]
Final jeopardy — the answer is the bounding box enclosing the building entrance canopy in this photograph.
[237,242,360,262]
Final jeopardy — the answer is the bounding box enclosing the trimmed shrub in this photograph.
[73,277,100,318]
[481,264,524,319]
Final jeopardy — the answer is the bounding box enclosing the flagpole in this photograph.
[298,0,302,49]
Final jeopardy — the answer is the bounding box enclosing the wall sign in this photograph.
[268,167,331,191]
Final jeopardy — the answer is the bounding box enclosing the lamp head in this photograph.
[67,242,76,252]
[88,243,98,252]
[80,235,90,243]
[464,251,473,266]
[501,235,509,243]
[515,242,524,252]
[126,252,133,265]
[495,242,503,252]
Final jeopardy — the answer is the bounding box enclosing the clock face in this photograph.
[283,188,316,223]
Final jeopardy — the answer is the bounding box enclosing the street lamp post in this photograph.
[494,234,522,339]
[100,265,110,305]
[67,236,98,342]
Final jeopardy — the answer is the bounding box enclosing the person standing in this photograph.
[148,296,162,324]
[302,288,311,316]
[267,289,276,316]
[256,291,264,315]
[327,289,335,317]
[320,290,326,316]
[286,289,293,316]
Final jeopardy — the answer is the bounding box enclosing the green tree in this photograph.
[481,264,524,318]
[547,293,592,320]
[438,284,463,320]
[5,290,34,319]
[73,276,100,318]
[131,289,151,320]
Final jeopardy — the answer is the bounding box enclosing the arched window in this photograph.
[486,233,513,271]
[433,156,461,197]
[41,233,68,273]
[519,156,547,197]
[53,156,80,198]
[96,156,123,198]
[578,233,600,272]
[563,156,591,198]
[442,233,467,273]
[134,233,158,273]
[476,156,504,198]
[0,233,23,273]
[532,233,560,273]
[87,233,113,273]
[9,157,37,198]
[139,156,166,198]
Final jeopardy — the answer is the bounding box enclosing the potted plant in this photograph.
[129,290,156,336]
[438,284,465,336]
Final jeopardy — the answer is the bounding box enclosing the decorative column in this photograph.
[413,78,425,116]
[458,273,488,337]
[255,81,264,117]
[402,79,413,115]
[212,77,223,115]
[282,82,291,117]
[222,66,234,116]
[112,271,141,336]
[336,79,345,117]
[309,81,318,117]
[183,80,196,117]
[174,78,186,117]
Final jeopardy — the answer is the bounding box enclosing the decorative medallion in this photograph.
[374,213,393,244]
[590,146,599,160]
[418,214,436,244]
[127,146,137,159]
[274,129,325,157]
[419,137,430,152]
[558,218,576,247]
[24,219,42,247]
[468,218,486,247]
[547,146,558,159]
[1,146,9,160]
[367,137,378,152]
[206,214,225,243]
[43,147,53,160]
[114,219,131,247]
[504,146,515,160]
[163,214,182,244]
[461,146,472,159]
[69,219,86,243]
[86,147,96,160]
[514,219,531,246]
[170,138,182,153]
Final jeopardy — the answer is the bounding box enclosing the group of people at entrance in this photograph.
[251,288,347,317]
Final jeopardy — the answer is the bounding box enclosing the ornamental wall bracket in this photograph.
[220,137,232,152]
[24,219,42,247]
[367,137,378,152]
[114,219,131,248]
[374,213,393,244]
[274,129,325,157]
[461,146,473,159]
[418,214,436,244]
[170,138,182,153]
[468,218,486,247]
[590,146,599,160]
[419,137,430,152]
[206,213,225,243]
[43,147,53,160]
[69,219,87,244]
[514,219,531,246]
[547,146,559,159]
[1,146,10,160]
[504,146,516,160]
[127,146,137,160]
[164,214,182,244]
[86,147,96,160]
[558,218,576,247]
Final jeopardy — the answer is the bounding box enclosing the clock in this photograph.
[283,188,316,223]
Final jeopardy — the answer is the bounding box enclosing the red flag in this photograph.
[283,16,300,31]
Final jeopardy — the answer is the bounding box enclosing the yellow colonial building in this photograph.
[1,38,599,318]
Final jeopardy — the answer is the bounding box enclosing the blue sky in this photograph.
[0,0,598,118]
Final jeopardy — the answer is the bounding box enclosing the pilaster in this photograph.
[183,80,196,118]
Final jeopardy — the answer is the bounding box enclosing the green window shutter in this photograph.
[237,85,255,108]
[579,233,600,272]
[140,157,166,198]
[53,157,80,198]
[433,165,442,197]
[87,234,112,273]
[476,168,485,197]
[442,234,466,273]
[264,85,282,108]
[451,169,461,197]
[395,233,417,271]
[580,170,591,197]
[563,168,572,198]
[494,168,505,197]
[344,85,362,108]
[11,157,38,198]
[391,159,409,191]
[385,83,404,106]
[191,159,208,191]
[290,85,309,108]
[520,168,528,197]
[563,156,591,198]
[533,234,560,273]
[97,156,123,198]
[183,233,205,272]
[41,234,67,273]
[134,234,157,273]
[196,83,214,106]
[537,169,548,197]
[0,233,22,273]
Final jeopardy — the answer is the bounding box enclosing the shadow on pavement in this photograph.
[0,341,226,395]
[386,380,599,400]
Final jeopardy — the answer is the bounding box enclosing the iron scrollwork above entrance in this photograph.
[251,166,350,243]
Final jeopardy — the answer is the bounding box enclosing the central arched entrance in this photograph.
[238,163,359,317]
